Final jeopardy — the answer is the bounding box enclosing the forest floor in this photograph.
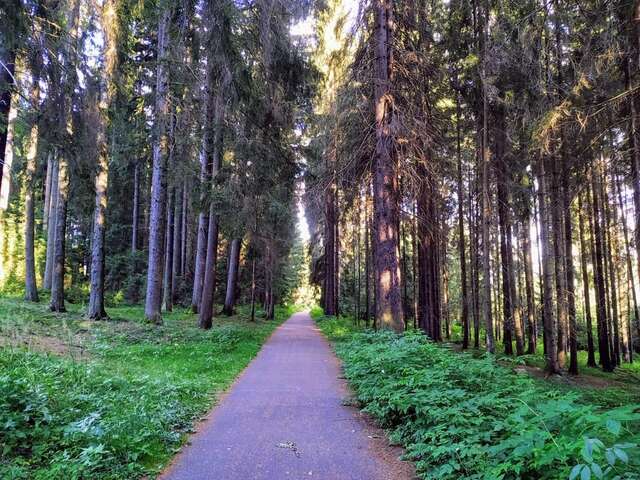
[161,311,415,480]
[0,295,295,479]
[314,310,640,479]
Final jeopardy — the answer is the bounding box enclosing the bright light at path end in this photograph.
[297,200,310,242]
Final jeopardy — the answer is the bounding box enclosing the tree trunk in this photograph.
[0,42,15,199]
[578,192,597,367]
[198,69,228,328]
[324,176,338,315]
[172,181,183,301]
[49,157,69,312]
[24,71,40,302]
[372,0,403,332]
[131,162,139,253]
[537,155,560,373]
[43,153,53,235]
[590,166,614,372]
[457,94,470,349]
[163,187,174,312]
[223,238,241,316]
[87,111,109,320]
[44,157,59,290]
[601,171,621,366]
[250,257,256,322]
[521,197,537,354]
[144,6,171,324]
[616,174,639,360]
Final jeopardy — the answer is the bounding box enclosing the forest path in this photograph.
[160,311,414,480]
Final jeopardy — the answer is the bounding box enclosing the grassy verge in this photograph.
[0,296,295,479]
[313,309,640,480]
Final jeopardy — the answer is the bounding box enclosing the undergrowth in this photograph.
[0,297,294,479]
[315,311,640,480]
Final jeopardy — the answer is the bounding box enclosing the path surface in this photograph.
[161,311,414,480]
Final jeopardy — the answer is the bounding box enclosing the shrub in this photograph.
[318,318,640,480]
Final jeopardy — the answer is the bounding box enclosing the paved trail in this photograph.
[161,311,414,480]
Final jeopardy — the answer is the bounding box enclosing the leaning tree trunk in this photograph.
[144,6,171,324]
[223,238,241,316]
[372,0,404,332]
[0,39,15,198]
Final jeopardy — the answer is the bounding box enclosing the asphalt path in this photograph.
[161,311,414,480]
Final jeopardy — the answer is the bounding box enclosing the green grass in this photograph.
[313,311,640,480]
[0,296,296,479]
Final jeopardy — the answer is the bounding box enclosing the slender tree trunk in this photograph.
[616,174,639,359]
[44,157,59,290]
[171,183,183,301]
[181,180,188,276]
[578,193,597,367]
[551,155,568,369]
[43,153,53,234]
[163,187,174,312]
[537,155,560,373]
[0,42,15,198]
[88,0,119,320]
[457,94,470,349]
[223,238,241,316]
[198,71,228,328]
[590,167,614,371]
[144,6,171,324]
[602,171,621,366]
[87,114,109,319]
[364,194,371,326]
[250,257,256,322]
[24,72,40,302]
[372,0,403,332]
[131,162,139,253]
[522,199,537,354]
[50,157,69,312]
[324,176,337,315]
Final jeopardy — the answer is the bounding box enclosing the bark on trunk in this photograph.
[49,157,69,312]
[163,187,174,312]
[372,0,403,332]
[172,182,183,300]
[537,155,560,373]
[144,6,171,324]
[590,167,614,372]
[457,95,470,349]
[87,117,109,320]
[522,198,537,354]
[0,44,15,198]
[44,157,59,290]
[131,162,139,253]
[24,72,40,302]
[223,238,241,316]
[323,177,338,315]
[578,193,597,367]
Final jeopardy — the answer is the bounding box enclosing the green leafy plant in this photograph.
[315,314,640,480]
